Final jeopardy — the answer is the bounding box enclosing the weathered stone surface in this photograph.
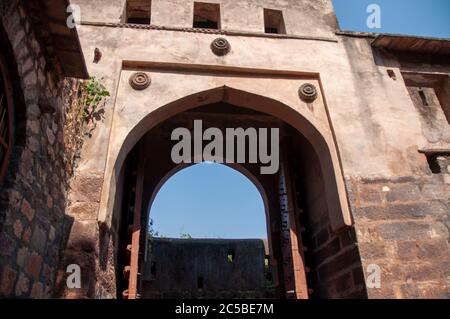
[31,225,47,254]
[48,226,56,242]
[21,199,35,222]
[400,283,450,299]
[421,183,450,200]
[358,242,386,260]
[46,126,55,145]
[366,287,398,299]
[380,260,449,283]
[66,221,98,253]
[376,221,448,241]
[42,264,55,287]
[15,272,30,296]
[24,253,43,280]
[22,227,32,244]
[69,172,104,203]
[27,103,41,118]
[13,219,24,238]
[23,70,37,87]
[0,266,17,296]
[12,29,26,49]
[30,282,44,299]
[66,202,99,220]
[385,184,422,203]
[7,190,22,208]
[46,196,54,209]
[397,240,449,260]
[0,233,15,257]
[27,136,40,153]
[358,184,383,204]
[16,247,29,268]
[354,202,448,221]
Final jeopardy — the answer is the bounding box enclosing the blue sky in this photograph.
[150,163,267,239]
[150,1,450,239]
[332,0,450,38]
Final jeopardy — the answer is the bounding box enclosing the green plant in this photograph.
[78,76,110,122]
[180,233,192,239]
[63,77,109,178]
[148,219,159,238]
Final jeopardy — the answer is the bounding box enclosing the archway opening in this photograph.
[142,162,274,298]
[149,163,267,239]
[112,97,366,299]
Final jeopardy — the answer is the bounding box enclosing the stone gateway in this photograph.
[0,0,449,299]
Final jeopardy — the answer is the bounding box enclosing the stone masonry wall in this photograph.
[290,137,367,299]
[0,0,73,298]
[141,238,269,299]
[307,220,367,299]
[347,175,450,299]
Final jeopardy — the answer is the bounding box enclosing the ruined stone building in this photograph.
[141,238,271,299]
[0,0,449,299]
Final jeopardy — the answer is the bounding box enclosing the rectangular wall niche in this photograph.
[193,2,221,29]
[126,0,152,24]
[403,72,450,125]
[264,9,286,34]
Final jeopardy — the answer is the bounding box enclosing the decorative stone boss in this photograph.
[211,38,231,56]
[129,72,151,90]
[298,83,318,102]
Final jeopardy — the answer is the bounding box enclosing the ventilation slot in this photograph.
[418,88,428,106]
[197,276,204,289]
[227,249,235,263]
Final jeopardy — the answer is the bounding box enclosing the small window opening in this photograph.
[387,69,397,81]
[264,9,286,34]
[264,256,273,282]
[403,73,450,125]
[425,153,449,174]
[227,249,235,263]
[150,262,157,277]
[418,88,428,106]
[197,276,204,289]
[193,2,220,29]
[126,0,152,25]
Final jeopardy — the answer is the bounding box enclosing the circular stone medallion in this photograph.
[299,83,318,102]
[211,38,231,56]
[129,72,151,90]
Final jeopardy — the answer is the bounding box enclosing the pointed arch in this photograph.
[100,86,352,233]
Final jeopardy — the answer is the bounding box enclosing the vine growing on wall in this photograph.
[63,76,109,177]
